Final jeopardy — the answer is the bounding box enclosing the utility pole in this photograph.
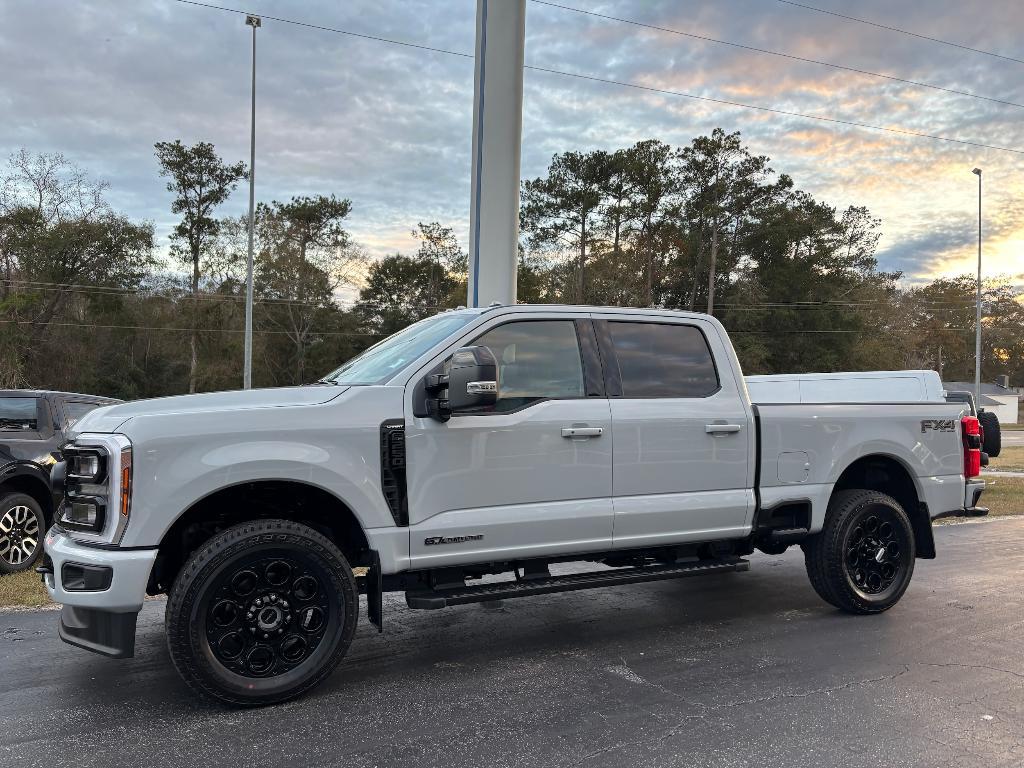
[467,0,526,307]
[972,167,982,403]
[243,14,260,389]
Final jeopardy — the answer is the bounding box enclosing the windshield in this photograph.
[322,312,477,385]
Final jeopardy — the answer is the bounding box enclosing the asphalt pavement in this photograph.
[3,518,1023,768]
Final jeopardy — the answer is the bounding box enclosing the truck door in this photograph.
[591,315,754,548]
[403,315,613,569]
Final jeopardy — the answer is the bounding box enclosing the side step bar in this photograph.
[405,558,749,610]
[767,527,809,544]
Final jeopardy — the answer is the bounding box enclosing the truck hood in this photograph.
[72,385,350,435]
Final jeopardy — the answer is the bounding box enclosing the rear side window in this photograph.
[608,322,719,398]
[63,401,102,428]
[0,397,40,430]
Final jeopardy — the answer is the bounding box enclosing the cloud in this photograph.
[1,0,1021,287]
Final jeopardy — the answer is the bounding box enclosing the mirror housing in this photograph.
[425,345,498,420]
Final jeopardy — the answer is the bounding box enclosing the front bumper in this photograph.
[43,527,158,658]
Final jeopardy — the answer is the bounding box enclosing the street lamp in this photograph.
[243,14,260,390]
[971,167,982,403]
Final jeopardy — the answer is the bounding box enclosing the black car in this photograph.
[0,390,119,574]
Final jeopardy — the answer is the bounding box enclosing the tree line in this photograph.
[0,130,1021,400]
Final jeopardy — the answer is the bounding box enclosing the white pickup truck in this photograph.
[42,305,986,705]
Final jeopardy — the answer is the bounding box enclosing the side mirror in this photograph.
[425,346,498,420]
[448,345,499,413]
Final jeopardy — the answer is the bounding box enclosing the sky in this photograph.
[2,0,1022,287]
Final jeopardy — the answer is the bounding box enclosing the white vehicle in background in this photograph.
[745,370,945,404]
[42,306,986,706]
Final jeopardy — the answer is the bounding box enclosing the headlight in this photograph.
[59,434,132,545]
[67,451,105,483]
[60,496,106,532]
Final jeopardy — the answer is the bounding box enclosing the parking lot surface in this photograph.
[2,518,1023,768]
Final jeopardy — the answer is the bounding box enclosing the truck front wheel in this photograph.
[803,490,916,614]
[165,519,358,706]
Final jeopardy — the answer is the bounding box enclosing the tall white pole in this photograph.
[972,167,982,402]
[467,0,526,307]
[244,15,260,389]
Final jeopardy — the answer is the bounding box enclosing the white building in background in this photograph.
[943,379,1021,424]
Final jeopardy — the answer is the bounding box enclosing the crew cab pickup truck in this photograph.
[42,306,986,706]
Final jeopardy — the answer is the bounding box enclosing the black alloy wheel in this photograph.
[166,519,358,706]
[844,510,906,597]
[804,489,916,614]
[204,555,332,678]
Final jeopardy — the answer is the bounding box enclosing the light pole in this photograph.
[971,167,982,403]
[243,14,261,390]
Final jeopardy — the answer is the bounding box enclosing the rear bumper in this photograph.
[931,479,987,520]
[963,479,988,517]
[43,527,157,658]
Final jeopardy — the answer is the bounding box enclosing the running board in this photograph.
[405,558,749,610]
[767,527,809,544]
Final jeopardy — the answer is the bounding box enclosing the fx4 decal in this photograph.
[424,534,484,546]
[921,419,956,433]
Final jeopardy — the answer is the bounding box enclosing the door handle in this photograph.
[562,426,603,438]
[705,423,743,434]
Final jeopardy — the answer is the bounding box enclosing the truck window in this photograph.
[472,320,585,412]
[0,397,40,431]
[608,322,719,398]
[63,401,102,428]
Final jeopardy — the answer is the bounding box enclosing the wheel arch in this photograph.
[0,465,54,522]
[830,453,934,559]
[149,479,372,595]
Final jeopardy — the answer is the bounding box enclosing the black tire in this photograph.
[803,490,916,614]
[978,410,1001,457]
[165,519,358,706]
[0,492,45,574]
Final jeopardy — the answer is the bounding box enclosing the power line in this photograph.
[171,0,1024,157]
[525,64,1024,156]
[172,0,473,59]
[532,0,1024,110]
[4,279,1009,313]
[774,0,1024,67]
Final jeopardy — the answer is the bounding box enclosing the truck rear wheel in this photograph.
[165,519,358,706]
[803,490,915,614]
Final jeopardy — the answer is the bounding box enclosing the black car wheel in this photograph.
[804,489,915,614]
[0,492,45,574]
[978,410,1001,458]
[166,519,358,706]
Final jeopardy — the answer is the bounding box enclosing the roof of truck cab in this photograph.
[464,304,711,321]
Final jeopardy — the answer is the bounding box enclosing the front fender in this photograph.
[116,387,403,547]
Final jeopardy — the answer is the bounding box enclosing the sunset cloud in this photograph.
[2,0,1021,285]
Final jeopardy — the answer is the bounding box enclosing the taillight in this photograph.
[962,416,982,478]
